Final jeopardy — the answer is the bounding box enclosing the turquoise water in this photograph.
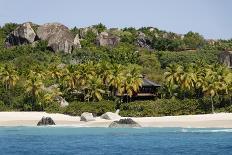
[0,127,232,155]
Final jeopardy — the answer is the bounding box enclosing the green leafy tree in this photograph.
[183,31,205,49]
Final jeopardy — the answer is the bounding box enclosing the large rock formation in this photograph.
[96,32,120,47]
[36,23,80,53]
[219,51,232,68]
[37,116,56,126]
[109,118,141,128]
[80,112,95,122]
[74,34,81,48]
[136,32,152,49]
[5,22,36,47]
[101,112,121,120]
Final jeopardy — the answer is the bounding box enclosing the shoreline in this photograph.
[1,112,232,128]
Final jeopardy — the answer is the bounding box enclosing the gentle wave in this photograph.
[180,128,232,133]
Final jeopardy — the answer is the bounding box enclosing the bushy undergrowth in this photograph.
[45,100,116,116]
[119,99,205,117]
[43,98,232,117]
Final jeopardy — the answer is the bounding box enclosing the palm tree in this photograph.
[84,76,106,101]
[62,65,79,90]
[164,64,183,97]
[98,61,113,86]
[25,71,44,105]
[48,65,64,83]
[0,64,19,90]
[179,65,197,98]
[76,63,94,87]
[123,66,143,97]
[201,65,221,113]
[43,86,62,107]
[109,64,125,96]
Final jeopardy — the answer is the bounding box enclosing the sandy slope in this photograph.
[0,112,232,128]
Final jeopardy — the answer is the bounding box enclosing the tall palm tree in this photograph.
[62,65,79,90]
[43,86,62,105]
[201,65,221,113]
[179,65,197,98]
[109,64,125,96]
[76,63,94,87]
[25,71,44,105]
[164,64,183,97]
[98,61,113,86]
[123,66,143,97]
[84,76,106,101]
[0,64,19,90]
[48,65,64,83]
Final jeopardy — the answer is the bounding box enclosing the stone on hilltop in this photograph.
[5,22,36,47]
[96,32,120,47]
[136,32,152,49]
[219,51,232,68]
[36,23,79,53]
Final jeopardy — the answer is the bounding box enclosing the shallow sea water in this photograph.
[0,127,232,155]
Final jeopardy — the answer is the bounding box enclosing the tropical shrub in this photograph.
[63,101,116,116]
[120,99,207,117]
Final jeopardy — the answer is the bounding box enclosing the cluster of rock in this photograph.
[80,111,121,122]
[5,22,124,52]
[5,22,37,47]
[109,118,141,128]
[5,22,81,53]
[5,22,162,52]
[37,116,56,126]
[136,32,152,49]
[36,112,141,128]
[96,32,120,47]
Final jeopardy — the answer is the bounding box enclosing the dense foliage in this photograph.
[0,22,231,116]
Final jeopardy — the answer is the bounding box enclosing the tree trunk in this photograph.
[210,96,215,113]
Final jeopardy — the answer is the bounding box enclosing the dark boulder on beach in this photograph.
[109,118,141,128]
[37,116,56,126]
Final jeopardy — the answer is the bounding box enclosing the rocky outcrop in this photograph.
[96,32,120,47]
[136,32,152,49]
[101,112,121,120]
[37,116,56,126]
[37,23,78,53]
[79,27,98,39]
[5,22,36,47]
[55,96,69,107]
[80,112,95,122]
[219,51,232,68]
[74,34,81,48]
[109,118,141,128]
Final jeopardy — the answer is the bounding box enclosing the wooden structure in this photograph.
[117,78,161,102]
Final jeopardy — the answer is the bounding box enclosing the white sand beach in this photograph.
[0,112,232,128]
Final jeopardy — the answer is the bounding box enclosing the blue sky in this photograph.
[0,0,231,39]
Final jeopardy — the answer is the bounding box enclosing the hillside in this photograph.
[0,22,231,116]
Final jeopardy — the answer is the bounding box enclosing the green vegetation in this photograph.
[0,22,231,116]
